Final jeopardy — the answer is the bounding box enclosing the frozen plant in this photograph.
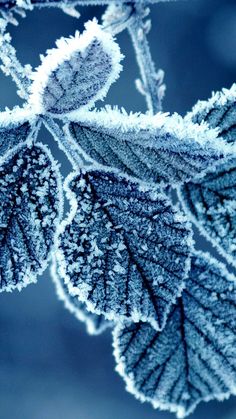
[0,1,235,418]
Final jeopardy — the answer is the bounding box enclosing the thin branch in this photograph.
[103,3,165,114]
[0,22,32,98]
[0,0,81,22]
[127,3,165,114]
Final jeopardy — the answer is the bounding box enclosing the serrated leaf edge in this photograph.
[112,249,236,418]
[55,167,193,330]
[28,20,123,116]
[0,142,64,292]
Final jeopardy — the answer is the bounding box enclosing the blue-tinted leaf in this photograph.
[187,84,236,142]
[57,168,192,330]
[0,108,36,162]
[179,85,236,266]
[66,107,230,186]
[51,257,112,335]
[114,252,236,418]
[0,143,62,292]
[29,20,123,116]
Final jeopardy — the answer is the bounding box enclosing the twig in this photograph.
[103,3,165,114]
[127,3,165,114]
[0,22,32,98]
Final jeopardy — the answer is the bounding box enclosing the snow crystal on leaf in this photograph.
[0,143,62,292]
[186,84,236,143]
[113,251,236,418]
[0,107,36,162]
[57,168,192,331]
[66,107,231,186]
[180,84,236,267]
[51,256,112,335]
[29,20,123,116]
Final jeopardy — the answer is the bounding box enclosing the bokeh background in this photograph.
[0,0,235,418]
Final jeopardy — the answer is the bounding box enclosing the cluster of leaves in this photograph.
[0,1,235,418]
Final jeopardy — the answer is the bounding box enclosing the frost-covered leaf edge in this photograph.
[179,82,236,268]
[0,106,38,164]
[28,20,123,116]
[55,166,193,330]
[51,255,113,335]
[64,105,236,186]
[112,250,236,418]
[0,142,64,292]
[185,84,236,125]
[177,184,236,269]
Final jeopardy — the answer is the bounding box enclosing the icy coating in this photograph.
[114,252,236,418]
[0,143,62,291]
[29,20,123,115]
[67,107,230,186]
[51,256,112,335]
[0,107,36,161]
[0,1,235,418]
[180,85,236,267]
[57,168,192,330]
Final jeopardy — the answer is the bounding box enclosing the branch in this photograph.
[103,3,165,114]
[127,4,165,114]
[0,22,32,98]
[0,0,81,22]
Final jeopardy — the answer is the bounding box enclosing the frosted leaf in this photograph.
[0,107,36,162]
[179,85,236,266]
[29,20,123,116]
[51,256,112,336]
[57,168,192,330]
[186,84,236,142]
[113,251,236,418]
[0,143,62,292]
[66,107,230,186]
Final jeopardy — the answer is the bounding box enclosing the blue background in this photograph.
[0,0,236,418]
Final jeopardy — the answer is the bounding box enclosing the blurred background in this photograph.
[0,0,235,418]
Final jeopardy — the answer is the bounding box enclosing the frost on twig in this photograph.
[103,2,165,114]
[114,251,236,418]
[0,27,32,98]
[57,168,192,331]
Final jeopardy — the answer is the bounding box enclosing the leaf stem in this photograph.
[42,116,85,169]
